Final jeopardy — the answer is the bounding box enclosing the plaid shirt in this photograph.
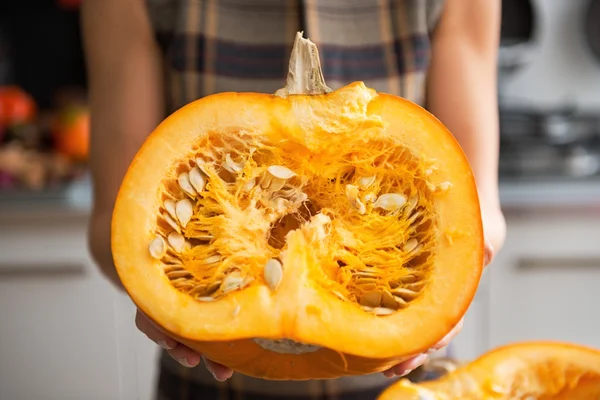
[146,0,447,398]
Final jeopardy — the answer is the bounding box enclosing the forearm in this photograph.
[82,0,165,289]
[426,0,501,207]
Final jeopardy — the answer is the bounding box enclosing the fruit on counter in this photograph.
[377,341,600,400]
[110,32,484,380]
[0,86,37,129]
[52,105,90,162]
[0,142,79,191]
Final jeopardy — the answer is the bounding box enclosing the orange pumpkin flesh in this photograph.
[111,33,484,380]
[377,341,600,400]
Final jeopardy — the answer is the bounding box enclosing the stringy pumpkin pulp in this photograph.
[111,33,484,380]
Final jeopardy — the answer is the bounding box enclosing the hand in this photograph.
[382,202,506,378]
[135,309,233,381]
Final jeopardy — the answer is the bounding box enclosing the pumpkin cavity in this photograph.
[148,127,446,315]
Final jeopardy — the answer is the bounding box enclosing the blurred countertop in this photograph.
[0,174,599,221]
[0,174,92,222]
[498,177,600,211]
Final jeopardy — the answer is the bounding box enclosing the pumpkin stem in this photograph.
[275,31,333,97]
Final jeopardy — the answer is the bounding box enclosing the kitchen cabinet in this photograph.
[488,208,600,350]
[1,182,600,398]
[0,211,159,400]
[452,205,600,361]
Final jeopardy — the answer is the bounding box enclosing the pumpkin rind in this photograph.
[377,341,600,400]
[111,33,484,380]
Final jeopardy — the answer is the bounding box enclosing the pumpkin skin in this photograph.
[377,341,600,400]
[111,33,484,380]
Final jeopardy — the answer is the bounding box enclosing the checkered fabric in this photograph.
[145,0,447,398]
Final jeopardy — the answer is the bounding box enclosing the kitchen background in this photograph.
[1,0,599,399]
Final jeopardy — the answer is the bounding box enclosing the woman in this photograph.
[82,0,506,398]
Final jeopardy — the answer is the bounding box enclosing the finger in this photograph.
[135,310,201,368]
[431,318,464,352]
[135,310,178,350]
[166,344,202,368]
[203,357,234,381]
[484,238,495,267]
[387,354,429,377]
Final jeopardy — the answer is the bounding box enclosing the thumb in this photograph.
[484,238,494,267]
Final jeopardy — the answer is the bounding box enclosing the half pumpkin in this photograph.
[377,341,600,399]
[111,32,484,380]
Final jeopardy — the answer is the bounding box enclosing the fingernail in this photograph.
[398,368,413,377]
[158,340,175,350]
[396,354,428,375]
[426,348,437,355]
[212,372,226,382]
[382,369,394,378]
[484,240,494,266]
[177,357,194,368]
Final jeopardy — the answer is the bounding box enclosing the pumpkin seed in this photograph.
[403,238,419,253]
[332,290,346,301]
[269,178,287,191]
[411,244,424,254]
[188,284,208,296]
[196,232,214,241]
[392,287,419,300]
[148,235,166,259]
[243,178,256,192]
[266,166,296,191]
[206,281,222,294]
[399,274,418,284]
[241,276,255,288]
[204,255,221,264]
[163,265,183,274]
[259,172,273,188]
[175,199,193,227]
[345,184,366,215]
[162,212,181,233]
[163,199,177,220]
[178,172,197,196]
[358,175,376,189]
[363,192,377,203]
[354,270,378,278]
[373,193,406,212]
[223,153,244,174]
[393,296,409,308]
[189,166,206,193]
[195,158,212,176]
[222,272,245,293]
[359,292,382,308]
[290,192,308,203]
[381,290,398,309]
[268,165,296,180]
[405,195,418,214]
[197,296,214,302]
[264,258,283,291]
[374,307,395,316]
[167,270,191,279]
[167,232,186,253]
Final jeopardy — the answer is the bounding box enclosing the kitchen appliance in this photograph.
[497,0,600,182]
[499,107,600,180]
[585,0,600,63]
